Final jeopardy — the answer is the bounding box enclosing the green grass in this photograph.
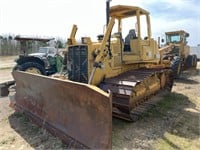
[143,92,187,118]
[155,132,200,150]
[149,92,200,150]
[112,91,200,149]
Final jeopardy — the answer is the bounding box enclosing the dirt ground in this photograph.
[0,58,199,149]
[0,56,16,83]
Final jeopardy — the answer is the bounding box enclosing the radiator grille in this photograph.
[68,45,88,83]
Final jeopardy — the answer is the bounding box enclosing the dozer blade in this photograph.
[12,71,112,149]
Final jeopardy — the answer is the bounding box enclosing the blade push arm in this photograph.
[67,24,78,45]
[88,17,115,84]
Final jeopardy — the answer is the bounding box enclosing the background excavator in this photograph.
[10,3,174,149]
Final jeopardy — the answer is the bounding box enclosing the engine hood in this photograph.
[28,53,46,58]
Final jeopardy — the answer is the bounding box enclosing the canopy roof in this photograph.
[110,5,149,19]
[15,35,54,42]
[165,30,189,36]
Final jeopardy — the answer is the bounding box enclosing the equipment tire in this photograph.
[186,55,193,68]
[192,55,197,68]
[19,62,46,75]
[170,56,181,78]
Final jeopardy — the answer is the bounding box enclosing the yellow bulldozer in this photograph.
[10,4,174,149]
[160,30,197,77]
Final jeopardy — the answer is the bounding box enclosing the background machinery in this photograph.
[11,4,174,149]
[161,30,197,77]
[14,36,63,75]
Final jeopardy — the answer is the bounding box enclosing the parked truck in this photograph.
[14,36,63,75]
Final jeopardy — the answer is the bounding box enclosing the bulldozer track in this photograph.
[100,68,174,121]
[128,90,170,121]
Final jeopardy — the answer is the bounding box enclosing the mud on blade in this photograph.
[12,71,112,149]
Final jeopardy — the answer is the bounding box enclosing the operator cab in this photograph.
[109,5,160,65]
[165,30,189,45]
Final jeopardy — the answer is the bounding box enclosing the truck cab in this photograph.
[29,47,57,58]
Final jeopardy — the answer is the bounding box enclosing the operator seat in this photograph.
[124,29,137,52]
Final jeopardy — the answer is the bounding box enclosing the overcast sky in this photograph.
[0,0,199,46]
